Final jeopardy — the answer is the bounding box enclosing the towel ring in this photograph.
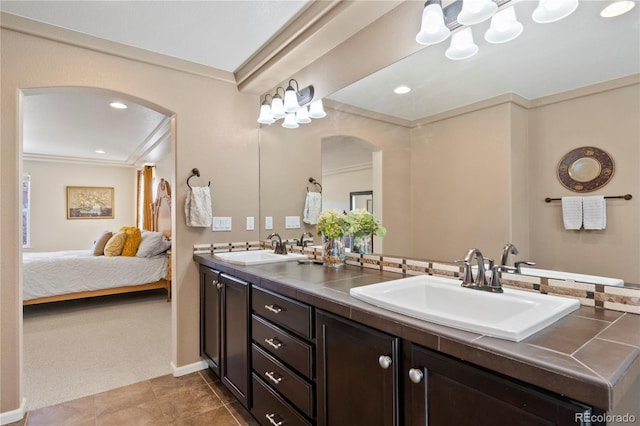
[307,177,322,193]
[187,168,210,189]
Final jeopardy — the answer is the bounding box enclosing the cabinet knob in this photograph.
[378,355,393,369]
[264,304,283,314]
[216,282,223,289]
[264,337,283,349]
[408,368,424,384]
[265,413,284,426]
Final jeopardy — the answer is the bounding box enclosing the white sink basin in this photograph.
[214,250,307,266]
[349,275,579,342]
[518,267,624,287]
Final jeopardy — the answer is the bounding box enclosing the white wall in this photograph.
[23,160,136,252]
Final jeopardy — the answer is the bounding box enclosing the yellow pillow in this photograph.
[120,226,142,256]
[104,231,127,257]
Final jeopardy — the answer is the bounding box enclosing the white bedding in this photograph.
[23,249,168,301]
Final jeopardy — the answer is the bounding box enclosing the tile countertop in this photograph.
[194,254,640,412]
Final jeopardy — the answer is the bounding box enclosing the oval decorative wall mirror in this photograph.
[557,146,614,192]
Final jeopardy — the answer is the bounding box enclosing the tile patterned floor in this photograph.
[8,370,260,426]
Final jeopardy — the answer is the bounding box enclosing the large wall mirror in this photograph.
[259,0,640,285]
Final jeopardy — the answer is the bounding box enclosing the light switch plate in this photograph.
[265,216,273,230]
[212,216,232,231]
[246,216,255,231]
[285,215,301,229]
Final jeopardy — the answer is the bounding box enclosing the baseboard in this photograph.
[0,398,27,425]
[171,360,208,377]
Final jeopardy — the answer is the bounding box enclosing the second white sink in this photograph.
[214,250,307,266]
[518,267,624,287]
[349,275,579,342]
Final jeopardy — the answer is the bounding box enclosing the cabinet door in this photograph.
[220,273,250,408]
[316,310,399,426]
[403,342,597,426]
[200,266,221,376]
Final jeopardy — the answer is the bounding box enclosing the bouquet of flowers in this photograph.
[316,209,348,238]
[345,209,386,238]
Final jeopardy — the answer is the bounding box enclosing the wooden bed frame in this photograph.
[23,179,172,306]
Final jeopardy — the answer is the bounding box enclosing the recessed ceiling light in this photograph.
[600,1,635,17]
[95,150,106,154]
[109,102,127,109]
[394,86,411,94]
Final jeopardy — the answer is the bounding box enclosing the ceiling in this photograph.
[3,0,639,163]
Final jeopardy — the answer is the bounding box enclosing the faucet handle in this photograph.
[484,257,495,270]
[454,259,477,288]
[486,265,515,293]
[514,261,536,273]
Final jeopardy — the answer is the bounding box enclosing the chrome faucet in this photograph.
[267,233,288,255]
[500,243,536,273]
[459,248,487,289]
[500,243,519,267]
[296,232,314,247]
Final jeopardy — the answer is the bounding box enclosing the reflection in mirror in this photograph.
[260,1,639,286]
[350,191,373,213]
[568,157,601,183]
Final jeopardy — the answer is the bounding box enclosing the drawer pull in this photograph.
[265,413,284,426]
[264,304,283,314]
[265,337,282,349]
[264,371,283,385]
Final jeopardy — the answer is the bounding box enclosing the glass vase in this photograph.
[351,233,372,254]
[322,234,346,268]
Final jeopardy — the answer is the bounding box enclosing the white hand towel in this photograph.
[303,191,322,225]
[583,195,606,230]
[561,196,583,230]
[185,186,212,227]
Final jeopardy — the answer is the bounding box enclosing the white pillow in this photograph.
[136,231,170,257]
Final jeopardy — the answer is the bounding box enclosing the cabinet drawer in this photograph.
[252,344,314,418]
[252,315,313,379]
[252,286,313,339]
[252,373,311,426]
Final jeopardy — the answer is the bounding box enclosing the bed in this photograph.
[23,179,172,305]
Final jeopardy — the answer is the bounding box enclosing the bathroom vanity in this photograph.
[196,254,639,426]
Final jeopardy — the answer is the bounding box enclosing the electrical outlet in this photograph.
[265,216,273,230]
[246,216,255,230]
[285,215,301,229]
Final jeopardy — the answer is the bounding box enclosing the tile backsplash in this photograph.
[195,241,640,315]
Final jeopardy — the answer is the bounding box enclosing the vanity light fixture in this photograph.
[484,6,523,44]
[532,0,579,23]
[416,0,451,45]
[600,0,635,17]
[257,80,327,128]
[457,0,498,25]
[446,27,478,60]
[95,150,106,154]
[416,0,584,60]
[109,102,127,109]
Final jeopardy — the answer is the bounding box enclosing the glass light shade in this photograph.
[445,27,478,60]
[600,1,635,17]
[282,112,299,128]
[457,0,498,25]
[271,95,285,119]
[296,106,312,124]
[257,103,275,124]
[532,0,579,23]
[415,1,451,45]
[485,6,523,44]
[308,99,327,118]
[283,86,300,113]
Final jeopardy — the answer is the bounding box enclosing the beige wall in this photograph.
[528,82,640,281]
[259,109,411,255]
[1,27,260,413]
[23,161,137,252]
[322,168,373,214]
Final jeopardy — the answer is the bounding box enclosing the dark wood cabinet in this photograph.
[402,342,600,426]
[200,266,250,408]
[316,310,400,426]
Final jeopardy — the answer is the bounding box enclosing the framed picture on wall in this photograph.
[66,186,114,219]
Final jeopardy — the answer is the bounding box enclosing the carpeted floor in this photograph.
[22,289,172,411]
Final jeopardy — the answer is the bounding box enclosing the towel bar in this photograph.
[545,194,632,203]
